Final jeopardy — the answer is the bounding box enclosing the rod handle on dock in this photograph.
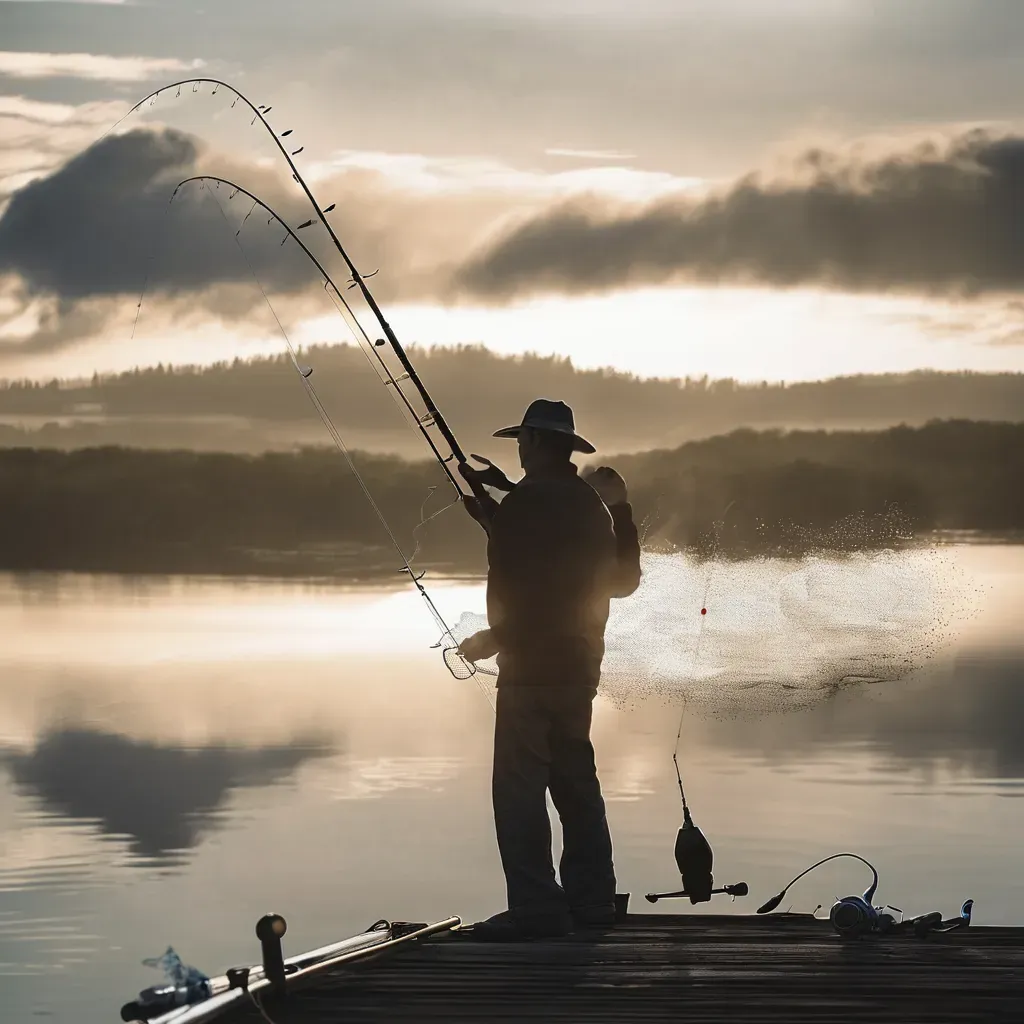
[644,881,748,903]
[256,914,288,993]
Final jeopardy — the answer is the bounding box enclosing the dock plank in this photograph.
[223,913,1024,1023]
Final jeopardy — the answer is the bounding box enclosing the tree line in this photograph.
[0,419,1020,576]
[1,345,1023,455]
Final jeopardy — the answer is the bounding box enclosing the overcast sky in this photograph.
[4,0,1024,381]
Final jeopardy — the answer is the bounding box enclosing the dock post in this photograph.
[615,893,630,922]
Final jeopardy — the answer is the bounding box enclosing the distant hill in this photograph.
[1,345,1023,457]
[0,419,1020,577]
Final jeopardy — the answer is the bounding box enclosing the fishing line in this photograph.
[670,501,734,812]
[129,193,179,343]
[407,486,463,567]
[322,282,461,490]
[249,991,278,1024]
[130,264,150,341]
[185,181,492,708]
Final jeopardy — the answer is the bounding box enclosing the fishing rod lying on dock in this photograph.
[121,914,462,1023]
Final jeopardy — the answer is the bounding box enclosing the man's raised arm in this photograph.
[586,467,642,598]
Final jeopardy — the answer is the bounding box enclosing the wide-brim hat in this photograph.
[493,398,596,454]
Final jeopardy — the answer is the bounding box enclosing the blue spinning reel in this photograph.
[829,893,974,938]
[829,891,893,937]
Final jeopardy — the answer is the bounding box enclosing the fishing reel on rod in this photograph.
[644,805,748,905]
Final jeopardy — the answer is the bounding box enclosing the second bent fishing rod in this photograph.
[167,174,492,688]
[129,77,488,508]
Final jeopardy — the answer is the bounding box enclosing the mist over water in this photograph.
[453,546,983,714]
[0,545,1018,1024]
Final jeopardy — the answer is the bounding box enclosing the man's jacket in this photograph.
[483,463,641,688]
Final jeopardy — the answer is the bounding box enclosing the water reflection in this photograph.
[699,647,1024,787]
[4,730,335,863]
[0,551,1020,1023]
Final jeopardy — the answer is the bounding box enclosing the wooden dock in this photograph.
[220,912,1024,1023]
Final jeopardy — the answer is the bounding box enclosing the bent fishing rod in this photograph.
[164,174,492,693]
[172,175,465,501]
[115,75,498,688]
[120,77,487,508]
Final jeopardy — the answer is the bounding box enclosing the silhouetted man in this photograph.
[458,399,642,941]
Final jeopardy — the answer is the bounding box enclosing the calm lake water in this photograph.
[1,545,1021,1023]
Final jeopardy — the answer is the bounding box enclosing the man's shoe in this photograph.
[469,909,573,942]
[571,904,618,930]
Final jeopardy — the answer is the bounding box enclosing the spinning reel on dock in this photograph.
[758,853,974,938]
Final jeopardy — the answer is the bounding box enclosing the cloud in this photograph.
[455,129,1024,301]
[0,128,320,313]
[0,126,546,353]
[3,0,1024,184]
[0,123,699,330]
[10,121,1024,357]
[0,95,94,123]
[0,124,533,352]
[986,328,1024,347]
[868,297,1024,350]
[0,51,201,82]
[0,96,129,203]
[545,148,637,161]
[0,283,138,355]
